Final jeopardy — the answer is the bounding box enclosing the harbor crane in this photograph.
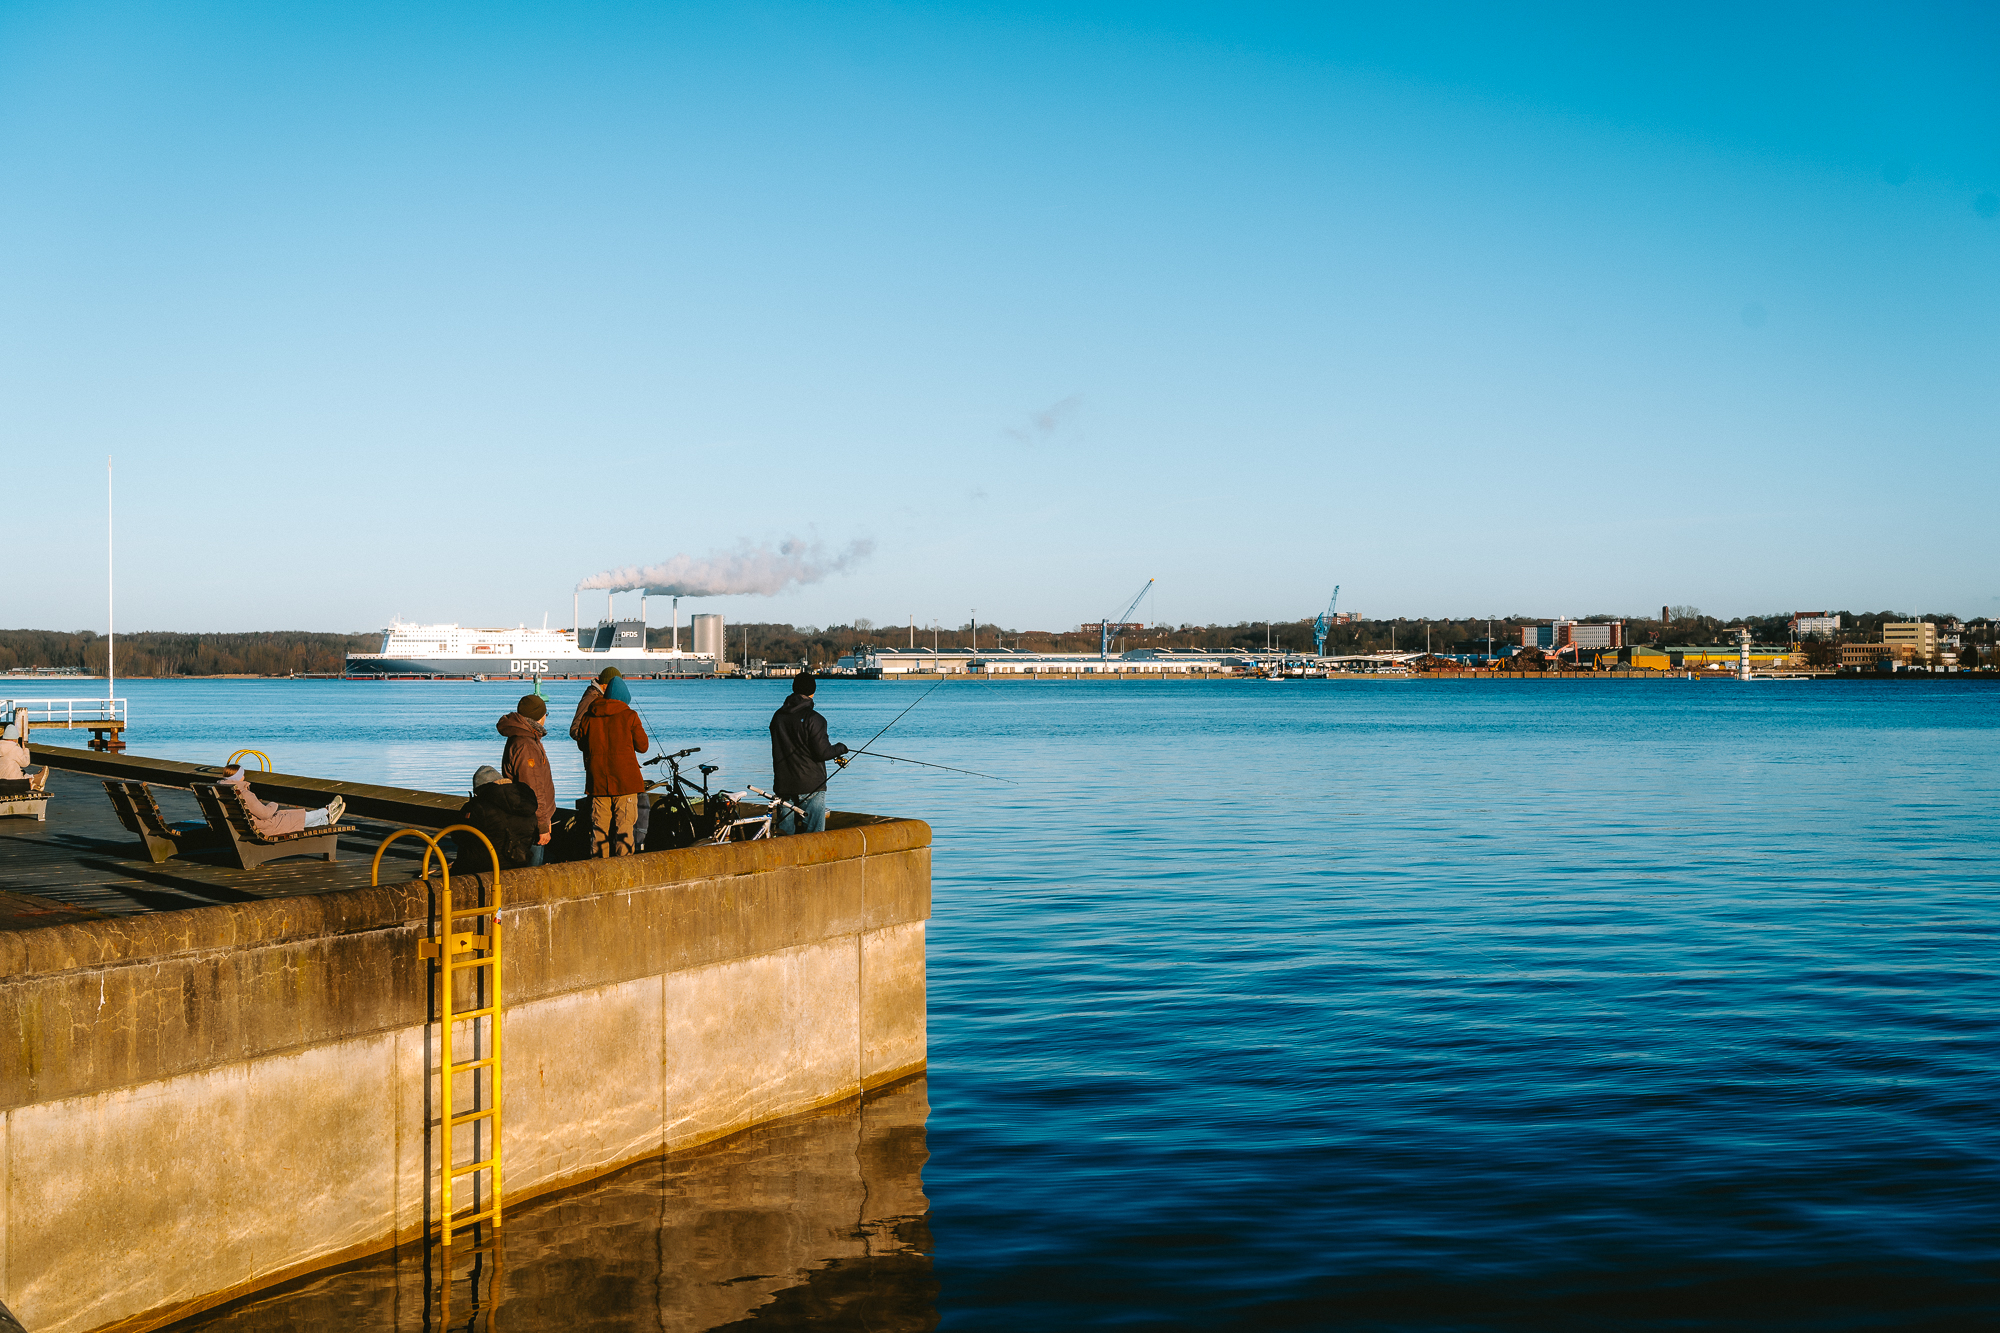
[1312,586,1341,657]
[1100,579,1155,659]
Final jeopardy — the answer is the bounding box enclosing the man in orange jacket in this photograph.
[577,675,649,857]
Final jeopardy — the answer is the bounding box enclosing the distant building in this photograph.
[1789,612,1841,639]
[1668,645,1797,669]
[690,613,726,661]
[1840,642,1916,670]
[1597,646,1671,670]
[1881,622,1939,661]
[846,647,1250,677]
[1518,621,1623,651]
[1560,622,1623,651]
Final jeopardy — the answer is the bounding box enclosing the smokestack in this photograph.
[1662,605,1671,625]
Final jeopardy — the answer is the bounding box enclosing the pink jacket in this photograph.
[0,738,29,782]
[224,772,309,836]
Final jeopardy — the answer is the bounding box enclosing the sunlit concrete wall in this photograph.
[0,821,929,1333]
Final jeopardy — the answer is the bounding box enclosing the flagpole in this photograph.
[107,456,115,704]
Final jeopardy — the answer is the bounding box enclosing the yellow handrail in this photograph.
[371,824,505,1247]
[226,748,272,771]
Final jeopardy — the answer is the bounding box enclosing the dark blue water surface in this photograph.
[71,677,1996,1331]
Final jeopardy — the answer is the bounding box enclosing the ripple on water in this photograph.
[95,678,1997,1331]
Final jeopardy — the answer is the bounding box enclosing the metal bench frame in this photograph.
[100,779,217,864]
[190,782,356,869]
[0,790,49,822]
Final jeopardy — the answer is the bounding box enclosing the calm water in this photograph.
[47,677,1996,1330]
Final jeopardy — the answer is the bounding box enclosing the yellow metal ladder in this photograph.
[374,823,505,1246]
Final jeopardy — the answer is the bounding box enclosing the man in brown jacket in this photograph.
[498,694,556,865]
[578,675,649,857]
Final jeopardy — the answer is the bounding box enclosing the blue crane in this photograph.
[1312,586,1341,657]
[1100,579,1155,659]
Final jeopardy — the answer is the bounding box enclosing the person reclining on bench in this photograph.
[0,721,51,795]
[217,764,345,835]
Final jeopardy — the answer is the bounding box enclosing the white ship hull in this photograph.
[343,651,715,678]
[344,617,718,678]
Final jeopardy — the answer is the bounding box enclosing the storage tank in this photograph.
[691,613,725,661]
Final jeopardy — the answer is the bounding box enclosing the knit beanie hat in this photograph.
[605,676,632,703]
[517,694,547,720]
[791,671,817,695]
[473,765,501,789]
[597,666,622,685]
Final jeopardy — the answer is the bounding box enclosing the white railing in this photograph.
[3,698,128,727]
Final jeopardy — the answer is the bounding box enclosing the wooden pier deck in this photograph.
[0,767,445,926]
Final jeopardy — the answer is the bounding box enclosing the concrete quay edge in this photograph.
[0,818,931,983]
[0,820,931,1111]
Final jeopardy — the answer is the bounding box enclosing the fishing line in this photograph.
[850,677,948,757]
[844,749,1014,783]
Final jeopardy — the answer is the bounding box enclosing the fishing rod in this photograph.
[843,749,1014,783]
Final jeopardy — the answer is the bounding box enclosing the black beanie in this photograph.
[792,671,817,695]
[518,694,546,720]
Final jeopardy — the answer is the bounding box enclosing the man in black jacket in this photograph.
[768,672,849,834]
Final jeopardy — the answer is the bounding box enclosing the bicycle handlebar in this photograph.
[643,746,702,767]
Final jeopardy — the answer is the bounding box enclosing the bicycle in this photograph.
[641,747,724,850]
[703,786,808,843]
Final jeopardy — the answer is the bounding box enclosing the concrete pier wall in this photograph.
[0,821,929,1333]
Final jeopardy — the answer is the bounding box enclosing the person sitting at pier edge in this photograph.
[569,666,620,750]
[217,765,345,834]
[769,672,849,835]
[0,721,51,794]
[579,674,648,857]
[454,765,540,872]
[498,694,555,866]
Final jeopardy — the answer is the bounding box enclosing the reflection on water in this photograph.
[171,1078,933,1332]
[76,680,2000,1328]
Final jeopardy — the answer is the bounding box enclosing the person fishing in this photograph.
[768,672,848,834]
[569,667,620,749]
[497,694,554,865]
[579,673,649,856]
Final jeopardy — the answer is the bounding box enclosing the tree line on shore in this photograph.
[0,630,374,677]
[6,612,1988,676]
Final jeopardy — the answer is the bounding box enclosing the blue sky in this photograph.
[5,1,1996,634]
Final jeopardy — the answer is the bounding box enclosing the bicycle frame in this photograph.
[705,787,807,843]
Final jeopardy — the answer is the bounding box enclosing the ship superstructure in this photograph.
[345,616,719,679]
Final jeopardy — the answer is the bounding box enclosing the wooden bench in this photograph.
[190,782,355,870]
[100,780,219,864]
[0,789,50,822]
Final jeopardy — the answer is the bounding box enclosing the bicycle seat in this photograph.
[699,764,719,775]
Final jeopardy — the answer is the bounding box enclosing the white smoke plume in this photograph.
[576,538,875,597]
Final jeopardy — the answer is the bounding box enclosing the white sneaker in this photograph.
[326,797,346,825]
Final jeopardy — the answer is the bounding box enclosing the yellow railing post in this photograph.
[374,825,505,1247]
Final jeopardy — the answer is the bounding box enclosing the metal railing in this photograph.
[3,697,128,726]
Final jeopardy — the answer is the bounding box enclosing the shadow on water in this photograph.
[167,1077,935,1333]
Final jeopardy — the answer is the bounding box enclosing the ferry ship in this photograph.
[344,615,720,679]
